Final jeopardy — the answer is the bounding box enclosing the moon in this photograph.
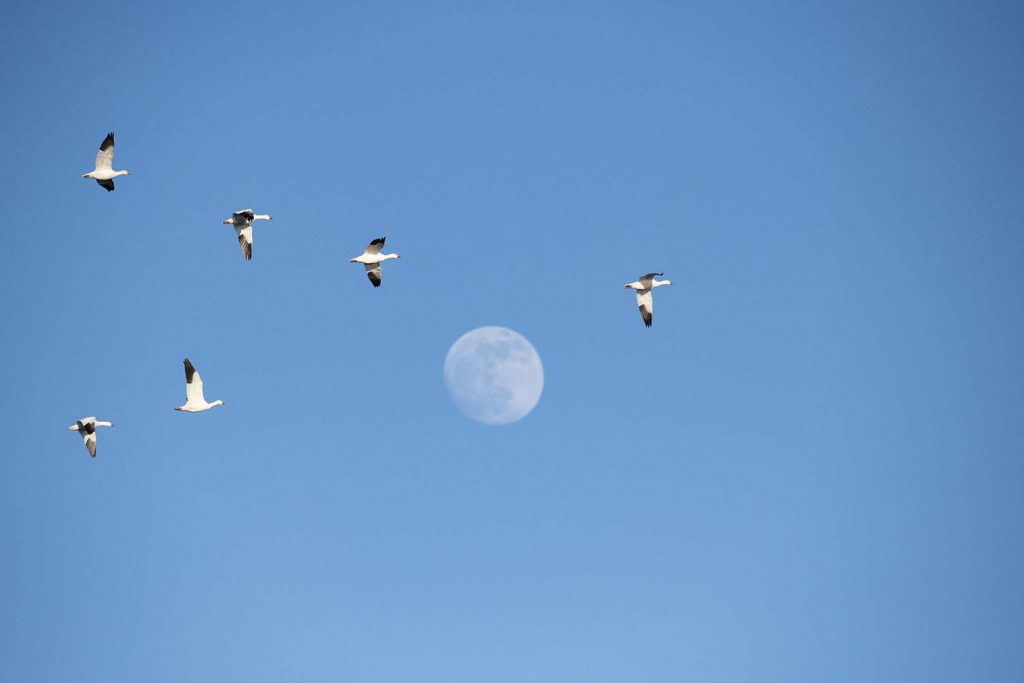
[444,326,544,425]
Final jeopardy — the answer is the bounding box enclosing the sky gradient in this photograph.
[1,1,1023,680]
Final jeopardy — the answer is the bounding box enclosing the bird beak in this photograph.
[349,258,357,263]
[222,220,231,224]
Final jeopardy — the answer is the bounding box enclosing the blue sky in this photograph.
[1,1,1023,680]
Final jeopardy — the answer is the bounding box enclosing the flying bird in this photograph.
[222,209,272,260]
[66,417,113,458]
[624,272,672,327]
[349,237,400,287]
[174,358,225,412]
[82,132,130,191]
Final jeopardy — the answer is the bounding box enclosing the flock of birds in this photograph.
[68,132,672,457]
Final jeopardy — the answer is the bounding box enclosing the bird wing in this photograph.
[84,432,97,457]
[639,272,662,288]
[636,289,654,327]
[234,209,255,222]
[95,132,114,171]
[97,178,115,192]
[365,237,386,255]
[364,262,382,287]
[235,223,253,260]
[183,358,206,404]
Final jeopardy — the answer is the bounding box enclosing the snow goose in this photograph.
[82,132,130,192]
[174,358,225,412]
[67,417,113,458]
[624,272,672,327]
[349,237,400,287]
[222,209,272,260]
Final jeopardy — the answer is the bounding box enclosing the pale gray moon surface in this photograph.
[443,326,544,425]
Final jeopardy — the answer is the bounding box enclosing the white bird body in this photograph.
[174,358,225,412]
[624,272,672,328]
[82,132,130,191]
[349,237,400,287]
[222,209,272,260]
[67,417,114,458]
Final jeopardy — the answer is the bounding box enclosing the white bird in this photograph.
[174,358,225,412]
[349,237,400,288]
[82,132,130,192]
[624,272,672,327]
[66,417,113,458]
[222,209,272,260]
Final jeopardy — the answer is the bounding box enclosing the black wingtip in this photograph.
[238,234,252,260]
[640,306,653,327]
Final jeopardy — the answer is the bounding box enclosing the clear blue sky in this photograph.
[1,1,1022,680]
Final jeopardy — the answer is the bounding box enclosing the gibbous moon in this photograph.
[444,326,544,425]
